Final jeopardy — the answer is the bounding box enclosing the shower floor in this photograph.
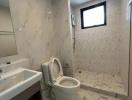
[42,88,123,100]
[78,88,123,100]
[74,68,127,97]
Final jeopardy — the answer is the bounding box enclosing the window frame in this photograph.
[80,1,107,29]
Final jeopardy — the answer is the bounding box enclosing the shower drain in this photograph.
[83,96,86,100]
[78,70,82,73]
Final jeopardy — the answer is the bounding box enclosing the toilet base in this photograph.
[53,88,80,100]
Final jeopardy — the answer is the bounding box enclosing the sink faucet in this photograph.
[0,68,3,78]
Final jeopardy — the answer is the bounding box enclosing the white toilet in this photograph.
[42,57,80,100]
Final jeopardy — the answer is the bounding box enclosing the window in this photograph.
[80,2,106,29]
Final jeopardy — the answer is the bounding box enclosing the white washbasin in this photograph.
[0,68,42,100]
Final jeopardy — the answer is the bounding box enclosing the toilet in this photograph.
[42,57,80,100]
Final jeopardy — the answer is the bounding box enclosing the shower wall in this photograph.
[73,0,125,75]
[120,0,130,92]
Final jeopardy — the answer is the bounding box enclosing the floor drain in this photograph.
[83,96,86,100]
[78,71,82,73]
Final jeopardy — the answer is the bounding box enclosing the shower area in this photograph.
[70,0,131,98]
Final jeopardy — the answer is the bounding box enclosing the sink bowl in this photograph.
[0,68,42,100]
[0,70,36,92]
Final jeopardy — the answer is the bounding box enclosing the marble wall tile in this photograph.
[120,0,130,92]
[52,0,73,76]
[72,0,123,74]
[72,0,129,92]
[0,0,73,75]
[8,0,55,70]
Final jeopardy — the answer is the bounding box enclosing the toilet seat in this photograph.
[49,57,63,83]
[55,76,80,88]
[49,57,80,88]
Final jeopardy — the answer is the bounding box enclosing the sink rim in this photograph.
[0,68,42,100]
[0,68,39,92]
[0,68,38,81]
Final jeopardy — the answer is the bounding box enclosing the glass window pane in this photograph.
[83,6,105,27]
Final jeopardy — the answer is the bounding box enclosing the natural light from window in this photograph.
[83,6,105,28]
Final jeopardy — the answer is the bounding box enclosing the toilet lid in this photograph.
[49,57,63,83]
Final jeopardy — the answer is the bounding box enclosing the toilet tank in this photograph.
[41,62,51,86]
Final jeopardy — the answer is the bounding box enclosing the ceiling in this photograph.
[0,0,9,7]
[70,0,92,7]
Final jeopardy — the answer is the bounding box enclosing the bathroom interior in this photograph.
[0,0,132,100]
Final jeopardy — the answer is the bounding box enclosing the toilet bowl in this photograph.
[42,57,80,100]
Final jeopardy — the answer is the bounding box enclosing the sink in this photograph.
[0,68,42,100]
[0,69,37,92]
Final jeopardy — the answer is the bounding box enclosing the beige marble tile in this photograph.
[74,68,127,96]
[0,0,73,76]
[78,88,123,100]
[73,0,123,75]
[72,0,129,90]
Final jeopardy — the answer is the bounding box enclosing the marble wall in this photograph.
[0,0,73,74]
[72,0,124,75]
[120,0,130,93]
[125,0,132,98]
[72,0,130,92]
[52,0,73,76]
[9,0,55,70]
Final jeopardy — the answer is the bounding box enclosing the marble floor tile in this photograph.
[78,88,123,100]
[74,68,127,96]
